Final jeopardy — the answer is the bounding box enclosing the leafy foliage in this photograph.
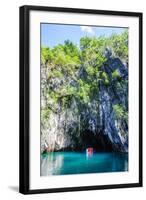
[109,31,128,61]
[113,104,128,122]
[41,31,128,125]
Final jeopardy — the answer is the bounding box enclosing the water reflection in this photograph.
[41,152,128,176]
[41,153,64,176]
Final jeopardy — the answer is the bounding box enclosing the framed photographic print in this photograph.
[19,5,143,194]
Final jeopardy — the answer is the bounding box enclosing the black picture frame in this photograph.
[19,5,143,194]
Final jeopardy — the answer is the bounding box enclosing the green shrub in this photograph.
[113,104,128,122]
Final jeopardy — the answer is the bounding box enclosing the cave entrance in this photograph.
[81,129,114,152]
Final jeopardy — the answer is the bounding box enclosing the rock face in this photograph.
[98,58,128,152]
[41,57,128,153]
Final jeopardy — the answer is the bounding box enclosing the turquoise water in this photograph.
[41,152,128,176]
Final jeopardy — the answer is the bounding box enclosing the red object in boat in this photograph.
[86,147,93,155]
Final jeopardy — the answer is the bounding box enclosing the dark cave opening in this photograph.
[81,129,114,152]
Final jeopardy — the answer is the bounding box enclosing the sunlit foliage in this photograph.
[41,31,128,124]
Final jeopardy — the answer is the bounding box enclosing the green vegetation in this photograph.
[101,71,110,86]
[108,31,128,61]
[41,31,128,123]
[112,69,120,79]
[113,104,128,122]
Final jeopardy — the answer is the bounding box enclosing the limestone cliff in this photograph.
[41,56,128,153]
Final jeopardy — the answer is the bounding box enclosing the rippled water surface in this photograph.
[41,152,128,176]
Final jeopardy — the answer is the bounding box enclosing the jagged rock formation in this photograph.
[40,32,129,153]
[41,57,128,153]
[98,58,128,152]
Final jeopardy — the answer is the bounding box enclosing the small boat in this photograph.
[86,147,93,156]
